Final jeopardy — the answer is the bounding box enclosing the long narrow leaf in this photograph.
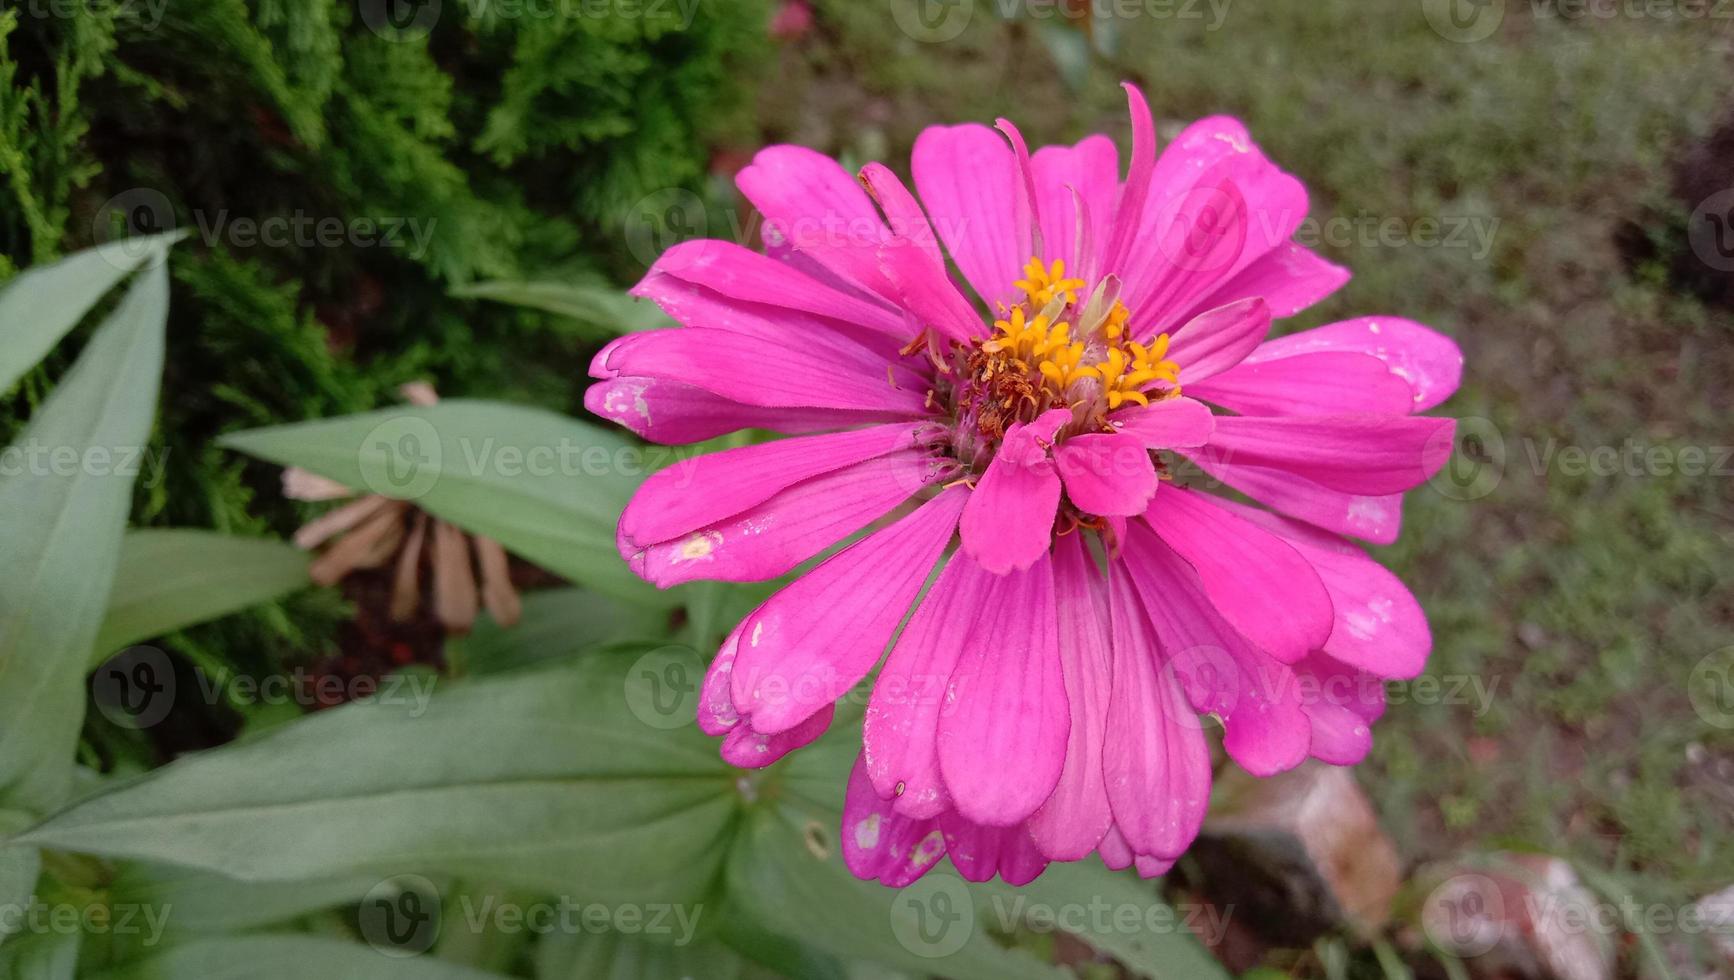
[90,530,310,666]
[19,649,736,906]
[221,401,672,605]
[0,262,169,813]
[0,233,180,395]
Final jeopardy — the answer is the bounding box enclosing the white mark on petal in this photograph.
[854,814,883,850]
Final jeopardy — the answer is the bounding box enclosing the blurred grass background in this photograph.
[741,0,1734,901]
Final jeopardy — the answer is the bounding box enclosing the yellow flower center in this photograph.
[983,257,1181,412]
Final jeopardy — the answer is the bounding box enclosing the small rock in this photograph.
[1410,853,1615,980]
[1189,762,1401,945]
[1695,885,1734,965]
[1518,622,1549,650]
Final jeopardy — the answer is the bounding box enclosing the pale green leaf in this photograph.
[0,809,39,952]
[451,588,667,677]
[0,930,77,980]
[535,930,742,980]
[975,860,1231,980]
[453,280,675,335]
[86,935,508,980]
[0,262,169,813]
[19,649,736,905]
[91,530,311,666]
[220,401,670,604]
[106,863,380,935]
[0,232,181,395]
[723,800,1061,980]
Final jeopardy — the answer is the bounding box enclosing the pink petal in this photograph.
[1119,175,1252,330]
[721,703,834,769]
[1101,83,1159,282]
[1054,432,1158,518]
[628,449,942,587]
[875,237,984,344]
[912,123,1030,308]
[1110,396,1216,450]
[730,487,966,734]
[1119,523,1312,776]
[585,377,905,445]
[1244,316,1464,411]
[958,411,1068,574]
[860,162,947,272]
[633,272,919,376]
[636,239,905,336]
[1139,116,1308,284]
[937,552,1069,827]
[735,145,894,301]
[1027,534,1114,861]
[993,117,1042,258]
[939,815,1048,885]
[1095,824,1173,878]
[620,423,930,548]
[1178,448,1405,545]
[698,623,745,736]
[863,551,998,819]
[1184,240,1350,321]
[842,754,948,887]
[1032,134,1119,276]
[1142,487,1333,663]
[592,328,929,415]
[1292,653,1384,765]
[1167,297,1271,385]
[1187,351,1415,417]
[1100,561,1211,860]
[1205,415,1456,495]
[1225,504,1432,679]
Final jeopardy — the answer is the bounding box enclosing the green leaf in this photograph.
[19,649,737,905]
[106,863,379,935]
[450,588,667,678]
[0,233,181,396]
[974,861,1230,980]
[220,401,671,604]
[748,722,1225,979]
[90,530,311,666]
[535,930,743,980]
[0,930,77,980]
[0,810,39,951]
[85,935,509,980]
[722,799,1061,980]
[0,262,170,814]
[453,279,676,336]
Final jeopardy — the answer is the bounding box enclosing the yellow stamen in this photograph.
[979,257,1185,412]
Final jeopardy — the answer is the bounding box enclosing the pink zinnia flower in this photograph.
[590,83,1461,886]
